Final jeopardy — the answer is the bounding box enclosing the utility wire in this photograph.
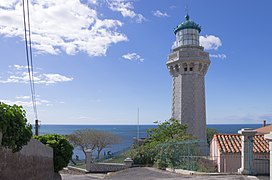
[26,0,38,120]
[22,0,38,121]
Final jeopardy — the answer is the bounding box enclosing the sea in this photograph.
[35,124,263,160]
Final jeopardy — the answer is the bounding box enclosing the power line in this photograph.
[22,0,39,133]
[26,0,38,120]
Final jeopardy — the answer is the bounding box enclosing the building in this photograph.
[255,123,272,135]
[210,134,269,174]
[166,14,210,142]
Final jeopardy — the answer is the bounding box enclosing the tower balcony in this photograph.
[167,45,210,64]
[167,45,210,76]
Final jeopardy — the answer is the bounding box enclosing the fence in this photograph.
[156,139,269,175]
[155,140,216,172]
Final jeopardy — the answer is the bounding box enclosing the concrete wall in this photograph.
[0,138,60,180]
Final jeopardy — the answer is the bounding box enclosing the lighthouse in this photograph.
[166,14,210,142]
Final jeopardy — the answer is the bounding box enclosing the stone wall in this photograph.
[167,45,210,144]
[87,163,127,173]
[0,138,60,180]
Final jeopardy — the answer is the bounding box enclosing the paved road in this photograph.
[61,167,265,180]
[104,167,258,180]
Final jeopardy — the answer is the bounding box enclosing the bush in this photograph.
[34,134,73,172]
[130,119,195,167]
[207,128,218,146]
[0,102,32,152]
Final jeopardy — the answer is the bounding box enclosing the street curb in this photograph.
[166,168,259,179]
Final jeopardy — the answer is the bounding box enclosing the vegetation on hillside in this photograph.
[0,102,32,152]
[128,118,195,168]
[122,119,217,172]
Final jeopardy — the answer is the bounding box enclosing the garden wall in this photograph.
[87,162,127,173]
[0,138,60,180]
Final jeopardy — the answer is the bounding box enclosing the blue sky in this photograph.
[0,0,271,125]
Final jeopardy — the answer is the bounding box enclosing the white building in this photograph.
[166,14,210,142]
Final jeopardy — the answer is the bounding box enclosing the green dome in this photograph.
[174,14,201,34]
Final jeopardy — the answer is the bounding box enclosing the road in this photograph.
[61,167,265,180]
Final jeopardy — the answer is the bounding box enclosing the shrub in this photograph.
[130,119,195,167]
[0,102,32,152]
[34,134,73,172]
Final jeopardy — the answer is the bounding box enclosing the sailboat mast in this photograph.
[137,108,139,140]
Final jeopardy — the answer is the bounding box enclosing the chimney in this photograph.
[263,120,266,127]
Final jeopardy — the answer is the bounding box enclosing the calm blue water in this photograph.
[34,124,263,159]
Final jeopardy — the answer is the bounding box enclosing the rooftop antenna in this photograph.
[185,1,189,15]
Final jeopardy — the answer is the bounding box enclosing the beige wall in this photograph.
[0,139,60,180]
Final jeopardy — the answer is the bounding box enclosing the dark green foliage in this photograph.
[147,118,194,143]
[0,102,32,152]
[206,128,218,146]
[129,118,195,168]
[34,134,73,172]
[154,141,199,169]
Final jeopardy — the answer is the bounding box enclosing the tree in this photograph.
[34,134,73,172]
[130,118,195,167]
[206,128,218,146]
[95,131,120,159]
[0,102,32,152]
[67,129,97,160]
[147,118,194,143]
[67,129,120,160]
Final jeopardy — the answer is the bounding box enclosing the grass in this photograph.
[102,150,131,163]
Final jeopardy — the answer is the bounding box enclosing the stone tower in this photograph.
[166,14,210,142]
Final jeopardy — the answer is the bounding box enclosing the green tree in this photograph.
[130,118,195,167]
[206,128,218,146]
[0,102,32,152]
[34,134,73,172]
[147,118,194,143]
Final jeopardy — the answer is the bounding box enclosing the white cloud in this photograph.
[87,0,98,4]
[0,64,73,85]
[0,0,18,8]
[210,54,227,59]
[106,0,146,23]
[13,65,28,70]
[0,0,127,56]
[16,96,31,100]
[153,10,169,18]
[1,97,50,107]
[199,35,222,50]
[122,52,144,62]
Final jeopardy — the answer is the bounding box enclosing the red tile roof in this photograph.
[212,134,269,154]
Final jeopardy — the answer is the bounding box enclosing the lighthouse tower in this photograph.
[166,14,210,142]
